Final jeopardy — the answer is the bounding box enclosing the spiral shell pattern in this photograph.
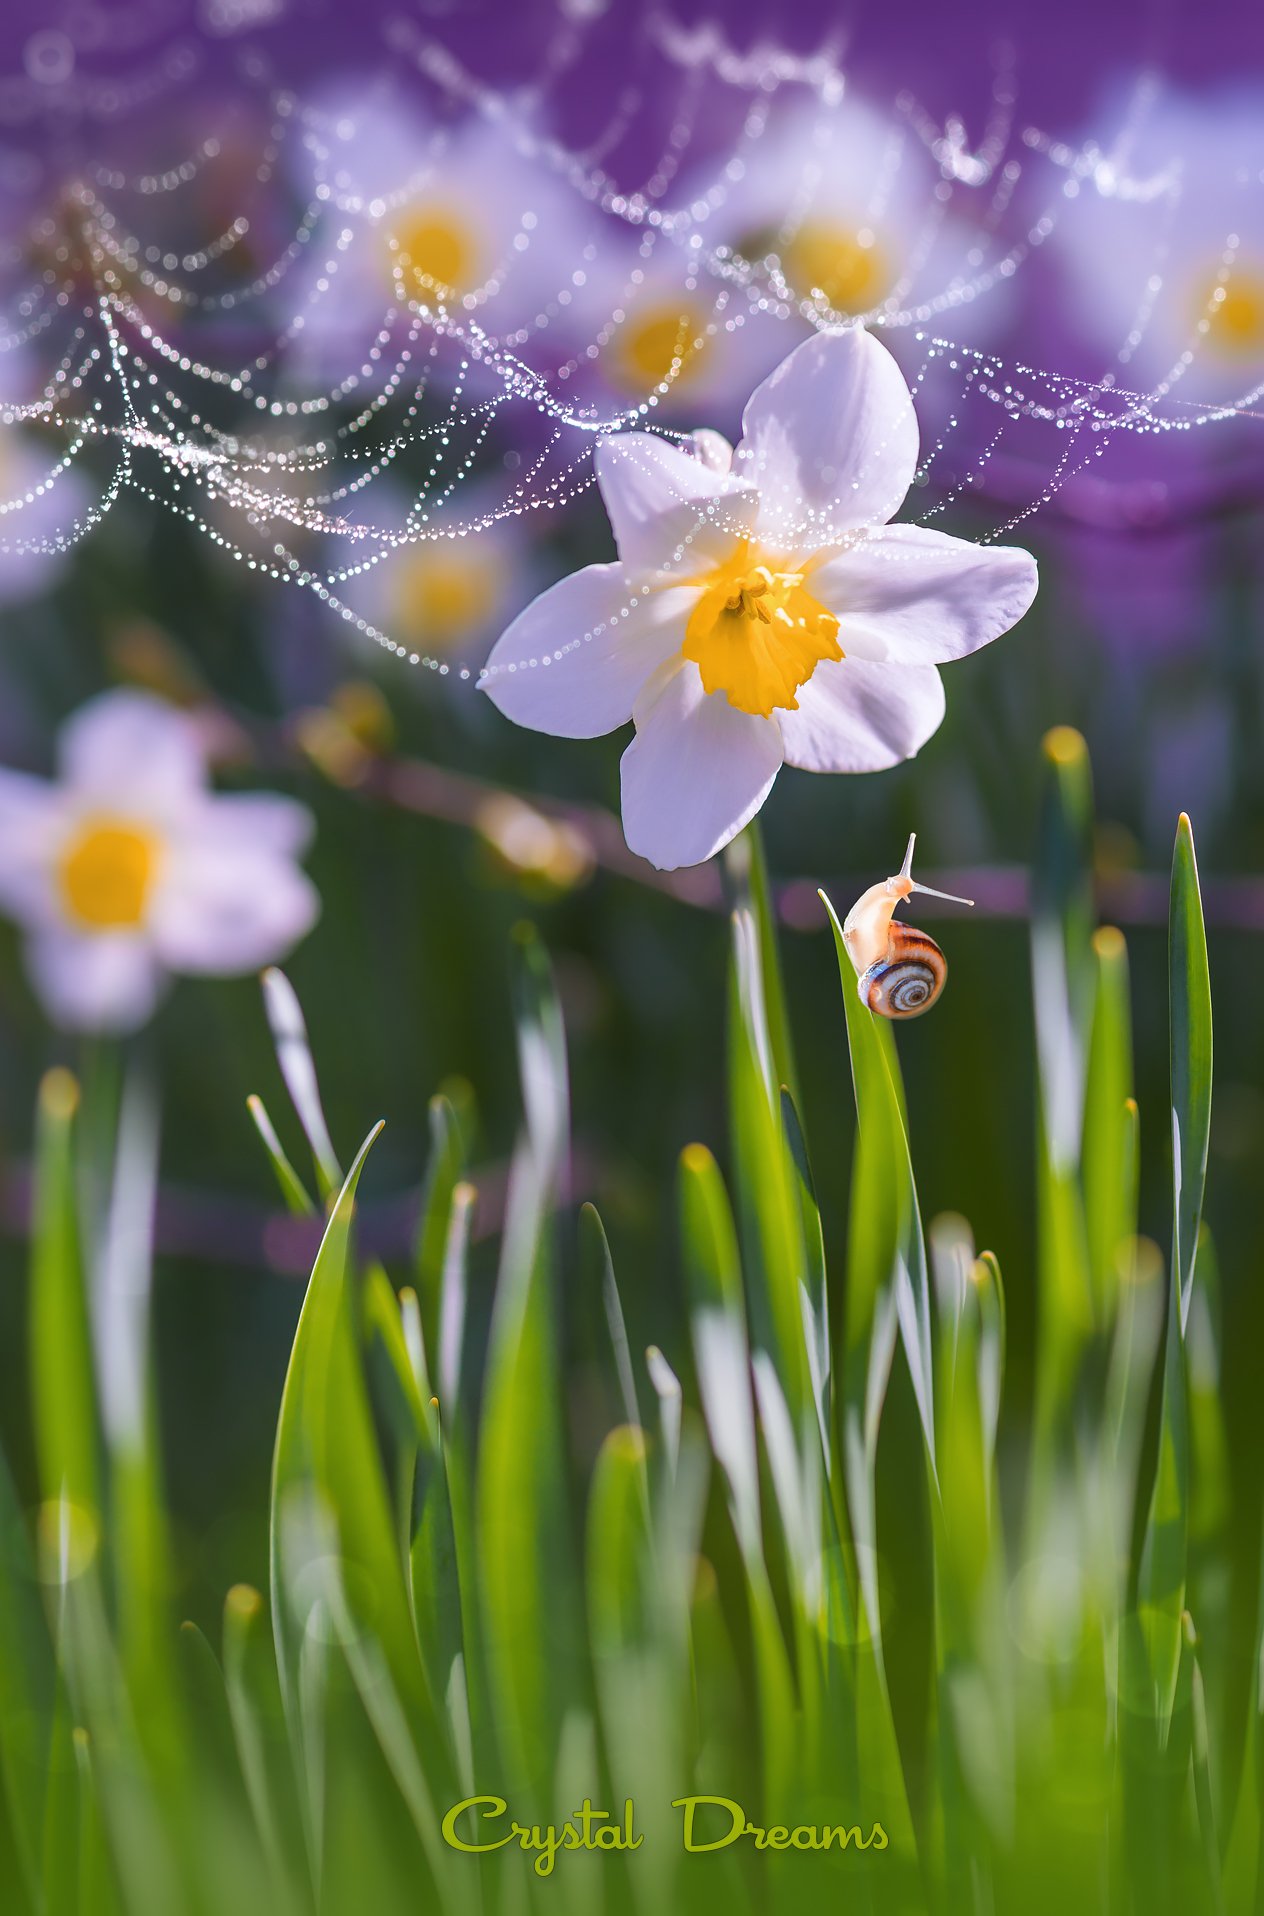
[857,931,946,1019]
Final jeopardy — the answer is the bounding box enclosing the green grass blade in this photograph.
[222,1584,305,1916]
[645,1346,683,1480]
[270,1120,438,1764]
[475,1136,581,1804]
[1187,1228,1229,1550]
[510,919,569,1182]
[679,1144,759,1558]
[362,1273,466,1749]
[1131,816,1214,1762]
[1186,1616,1227,1916]
[1082,926,1136,1326]
[1170,813,1213,1334]
[678,1143,797,1809]
[725,823,799,1101]
[821,888,935,1471]
[1028,729,1098,1539]
[475,926,580,1805]
[726,903,811,1419]
[1136,1251,1191,1735]
[92,1065,183,1772]
[436,1181,475,1413]
[780,1086,831,1462]
[580,1199,644,1436]
[246,1094,316,1218]
[0,1447,52,1909]
[414,1093,466,1364]
[30,1068,100,1519]
[261,968,342,1202]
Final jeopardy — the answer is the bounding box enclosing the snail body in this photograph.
[842,835,973,1021]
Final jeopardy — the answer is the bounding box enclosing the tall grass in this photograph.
[0,727,1243,1915]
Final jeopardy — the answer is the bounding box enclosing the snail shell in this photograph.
[856,927,946,1020]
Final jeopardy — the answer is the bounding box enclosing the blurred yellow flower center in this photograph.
[613,302,708,393]
[1204,267,1264,355]
[394,544,498,645]
[58,818,158,929]
[683,543,843,718]
[757,221,888,313]
[389,204,475,300]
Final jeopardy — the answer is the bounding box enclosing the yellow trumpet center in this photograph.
[612,301,708,393]
[393,543,498,647]
[1203,266,1264,357]
[58,818,159,930]
[683,543,843,718]
[388,203,476,301]
[749,221,889,314]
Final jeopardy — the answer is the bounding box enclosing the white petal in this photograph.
[190,791,316,859]
[691,429,734,474]
[149,817,319,976]
[0,770,61,926]
[595,432,760,576]
[812,524,1038,665]
[619,661,783,870]
[778,658,946,773]
[736,328,919,546]
[481,564,697,739]
[27,929,163,1034]
[59,690,206,816]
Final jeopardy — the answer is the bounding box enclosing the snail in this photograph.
[842,834,974,1020]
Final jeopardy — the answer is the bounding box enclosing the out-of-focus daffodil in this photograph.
[0,689,318,1031]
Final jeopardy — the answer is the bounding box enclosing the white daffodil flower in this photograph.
[481,327,1038,870]
[342,477,545,675]
[0,689,319,1032]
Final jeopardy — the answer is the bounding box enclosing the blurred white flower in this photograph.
[0,690,318,1031]
[572,237,783,424]
[571,91,1007,426]
[482,327,1037,870]
[340,478,543,670]
[288,87,598,383]
[726,96,956,322]
[1051,85,1264,403]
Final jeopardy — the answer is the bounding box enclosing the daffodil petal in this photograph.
[595,432,760,576]
[150,838,319,976]
[0,772,62,926]
[481,564,697,738]
[737,328,918,545]
[58,689,205,812]
[190,792,316,859]
[778,657,945,772]
[812,523,1039,664]
[620,661,783,870]
[26,928,163,1034]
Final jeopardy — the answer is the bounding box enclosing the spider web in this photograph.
[1,0,1261,687]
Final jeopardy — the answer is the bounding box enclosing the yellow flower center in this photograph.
[612,301,708,393]
[1202,266,1264,357]
[58,818,158,930]
[393,543,499,647]
[388,204,476,301]
[683,542,843,718]
[749,221,889,314]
